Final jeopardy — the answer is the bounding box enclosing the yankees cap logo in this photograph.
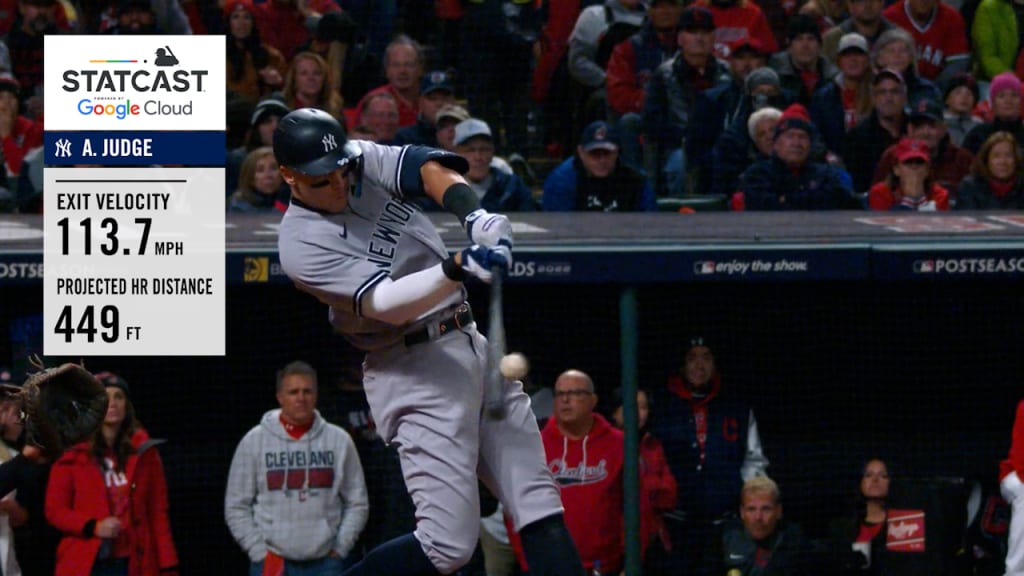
[322,133,337,153]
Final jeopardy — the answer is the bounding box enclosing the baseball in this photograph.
[500,352,530,380]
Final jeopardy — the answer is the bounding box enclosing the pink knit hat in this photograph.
[989,72,1022,104]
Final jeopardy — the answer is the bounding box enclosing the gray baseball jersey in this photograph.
[277,141,563,574]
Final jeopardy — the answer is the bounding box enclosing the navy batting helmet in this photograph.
[273,108,362,176]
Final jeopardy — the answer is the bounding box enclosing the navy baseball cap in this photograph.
[95,371,130,397]
[421,70,454,96]
[678,7,715,32]
[579,121,618,152]
[908,96,943,122]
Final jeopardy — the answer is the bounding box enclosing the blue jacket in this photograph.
[542,155,656,211]
[393,117,437,148]
[738,156,856,210]
[808,79,848,157]
[643,55,732,155]
[711,122,770,197]
[419,167,536,212]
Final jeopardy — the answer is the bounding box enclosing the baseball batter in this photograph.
[274,108,585,576]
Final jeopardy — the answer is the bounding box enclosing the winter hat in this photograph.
[942,73,979,105]
[787,14,822,44]
[773,103,813,139]
[989,72,1022,104]
[745,67,780,94]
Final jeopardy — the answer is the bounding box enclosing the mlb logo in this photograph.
[913,260,935,273]
[886,509,926,552]
[694,261,716,275]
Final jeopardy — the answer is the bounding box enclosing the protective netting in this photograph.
[2,278,1022,573]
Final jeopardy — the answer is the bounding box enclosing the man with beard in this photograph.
[822,0,896,62]
[106,0,159,34]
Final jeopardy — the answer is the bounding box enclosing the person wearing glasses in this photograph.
[651,336,770,575]
[534,369,626,576]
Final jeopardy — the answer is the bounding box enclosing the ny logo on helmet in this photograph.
[322,133,337,153]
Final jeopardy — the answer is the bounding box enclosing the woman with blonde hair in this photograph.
[957,131,1024,209]
[282,52,344,122]
[228,147,285,213]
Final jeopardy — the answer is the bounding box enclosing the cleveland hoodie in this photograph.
[541,413,625,573]
[224,409,369,562]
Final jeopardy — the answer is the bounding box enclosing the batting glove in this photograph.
[465,209,513,249]
[460,244,511,284]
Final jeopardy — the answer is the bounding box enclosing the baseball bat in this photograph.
[485,266,507,419]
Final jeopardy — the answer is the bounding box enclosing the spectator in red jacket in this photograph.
[45,372,178,576]
[882,0,969,85]
[1001,399,1024,576]
[606,0,683,172]
[0,74,41,177]
[357,35,424,129]
[872,96,973,197]
[251,0,339,61]
[541,369,625,576]
[694,0,778,60]
[610,388,677,576]
[868,138,950,210]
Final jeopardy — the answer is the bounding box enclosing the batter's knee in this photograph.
[419,523,480,574]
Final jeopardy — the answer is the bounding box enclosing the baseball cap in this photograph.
[908,96,943,122]
[95,371,130,396]
[678,6,715,32]
[895,138,930,163]
[579,121,618,152]
[731,37,767,58]
[873,67,905,86]
[250,96,290,127]
[223,0,254,15]
[0,75,19,95]
[421,70,454,96]
[436,104,470,125]
[454,118,492,146]
[837,33,868,55]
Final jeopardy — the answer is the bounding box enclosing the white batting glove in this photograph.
[460,244,511,284]
[465,209,513,249]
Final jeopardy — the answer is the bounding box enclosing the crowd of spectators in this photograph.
[2,0,1024,212]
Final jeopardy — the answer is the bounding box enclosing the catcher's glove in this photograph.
[21,361,108,459]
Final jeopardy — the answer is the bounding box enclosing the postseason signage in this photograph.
[42,36,226,356]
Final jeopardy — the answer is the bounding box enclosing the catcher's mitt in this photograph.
[21,362,108,459]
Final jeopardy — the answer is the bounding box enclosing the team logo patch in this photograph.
[243,257,268,282]
[322,133,337,153]
[887,509,926,552]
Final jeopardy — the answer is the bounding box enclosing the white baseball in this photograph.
[499,352,529,380]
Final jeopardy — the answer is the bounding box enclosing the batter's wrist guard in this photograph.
[442,182,480,226]
[442,255,467,282]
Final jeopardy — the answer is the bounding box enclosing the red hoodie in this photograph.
[541,413,625,573]
[1000,400,1024,481]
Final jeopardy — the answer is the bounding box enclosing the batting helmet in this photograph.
[273,107,362,176]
